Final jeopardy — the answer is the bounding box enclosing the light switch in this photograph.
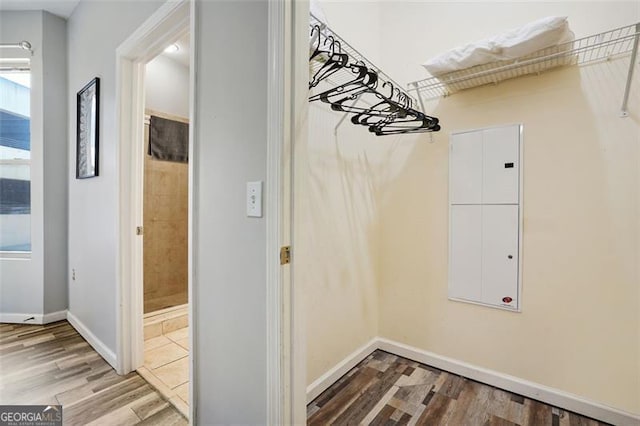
[247,181,263,217]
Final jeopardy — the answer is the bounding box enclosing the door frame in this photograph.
[265,0,308,423]
[114,0,191,414]
[116,0,305,423]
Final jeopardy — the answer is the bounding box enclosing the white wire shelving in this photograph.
[408,22,640,116]
[310,13,421,112]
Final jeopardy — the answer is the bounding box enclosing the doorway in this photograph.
[115,0,193,421]
[136,31,191,418]
[117,0,301,423]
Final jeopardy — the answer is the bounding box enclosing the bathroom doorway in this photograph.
[135,32,192,419]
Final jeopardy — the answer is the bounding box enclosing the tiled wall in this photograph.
[143,112,188,313]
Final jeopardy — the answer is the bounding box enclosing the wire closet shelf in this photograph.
[309,13,440,135]
[408,22,640,110]
[309,14,417,107]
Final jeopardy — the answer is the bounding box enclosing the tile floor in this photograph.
[138,305,190,419]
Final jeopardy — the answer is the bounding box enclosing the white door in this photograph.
[449,124,522,310]
[482,126,520,204]
[449,205,483,302]
[450,131,483,204]
[481,204,519,308]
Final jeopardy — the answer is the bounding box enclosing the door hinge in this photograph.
[280,246,291,265]
[136,226,144,236]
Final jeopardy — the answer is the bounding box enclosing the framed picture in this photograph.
[76,77,100,179]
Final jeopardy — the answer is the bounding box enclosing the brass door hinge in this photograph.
[280,246,291,265]
[136,226,144,236]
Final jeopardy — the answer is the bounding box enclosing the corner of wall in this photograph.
[42,10,69,315]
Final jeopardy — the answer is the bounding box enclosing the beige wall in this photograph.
[300,103,382,384]
[303,0,639,414]
[378,63,639,414]
[302,1,386,385]
[143,112,188,313]
[374,1,639,414]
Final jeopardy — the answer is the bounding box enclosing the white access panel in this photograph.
[482,126,520,204]
[449,205,482,302]
[481,205,519,309]
[450,131,483,204]
[448,124,522,311]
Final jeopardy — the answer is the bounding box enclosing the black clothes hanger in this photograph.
[309,51,350,89]
[308,20,441,136]
[310,62,373,103]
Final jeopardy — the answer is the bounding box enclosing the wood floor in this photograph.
[308,350,609,426]
[0,321,186,426]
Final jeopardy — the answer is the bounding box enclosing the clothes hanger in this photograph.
[310,61,372,103]
[309,35,350,89]
[371,110,440,135]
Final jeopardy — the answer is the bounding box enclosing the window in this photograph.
[0,66,31,253]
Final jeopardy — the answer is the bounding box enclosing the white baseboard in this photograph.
[43,310,68,323]
[306,337,378,403]
[0,313,42,324]
[66,311,117,369]
[376,338,640,426]
[0,310,67,324]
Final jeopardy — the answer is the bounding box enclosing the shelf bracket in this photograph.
[620,23,640,118]
[334,95,362,136]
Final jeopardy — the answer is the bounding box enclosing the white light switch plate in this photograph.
[247,181,263,217]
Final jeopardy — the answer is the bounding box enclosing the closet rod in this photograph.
[310,13,416,107]
[0,41,33,54]
[309,14,440,135]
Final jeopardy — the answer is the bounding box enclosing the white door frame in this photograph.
[114,0,190,413]
[265,0,309,423]
[287,0,310,424]
[116,0,304,423]
[266,0,310,423]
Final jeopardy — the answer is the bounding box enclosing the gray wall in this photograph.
[65,0,271,421]
[66,0,164,351]
[192,1,268,422]
[42,11,68,315]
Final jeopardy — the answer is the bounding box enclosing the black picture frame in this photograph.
[76,77,100,179]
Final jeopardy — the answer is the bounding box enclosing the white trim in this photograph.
[187,0,197,422]
[143,303,188,318]
[266,0,286,424]
[306,338,378,404]
[376,338,640,426]
[43,310,67,323]
[517,124,524,311]
[0,310,66,324]
[67,310,117,369]
[115,0,190,375]
[0,313,41,324]
[289,1,310,424]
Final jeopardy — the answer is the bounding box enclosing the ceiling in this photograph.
[1,1,190,68]
[0,0,81,18]
[161,33,190,68]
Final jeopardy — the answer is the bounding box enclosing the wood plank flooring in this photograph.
[0,321,186,426]
[308,350,610,426]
